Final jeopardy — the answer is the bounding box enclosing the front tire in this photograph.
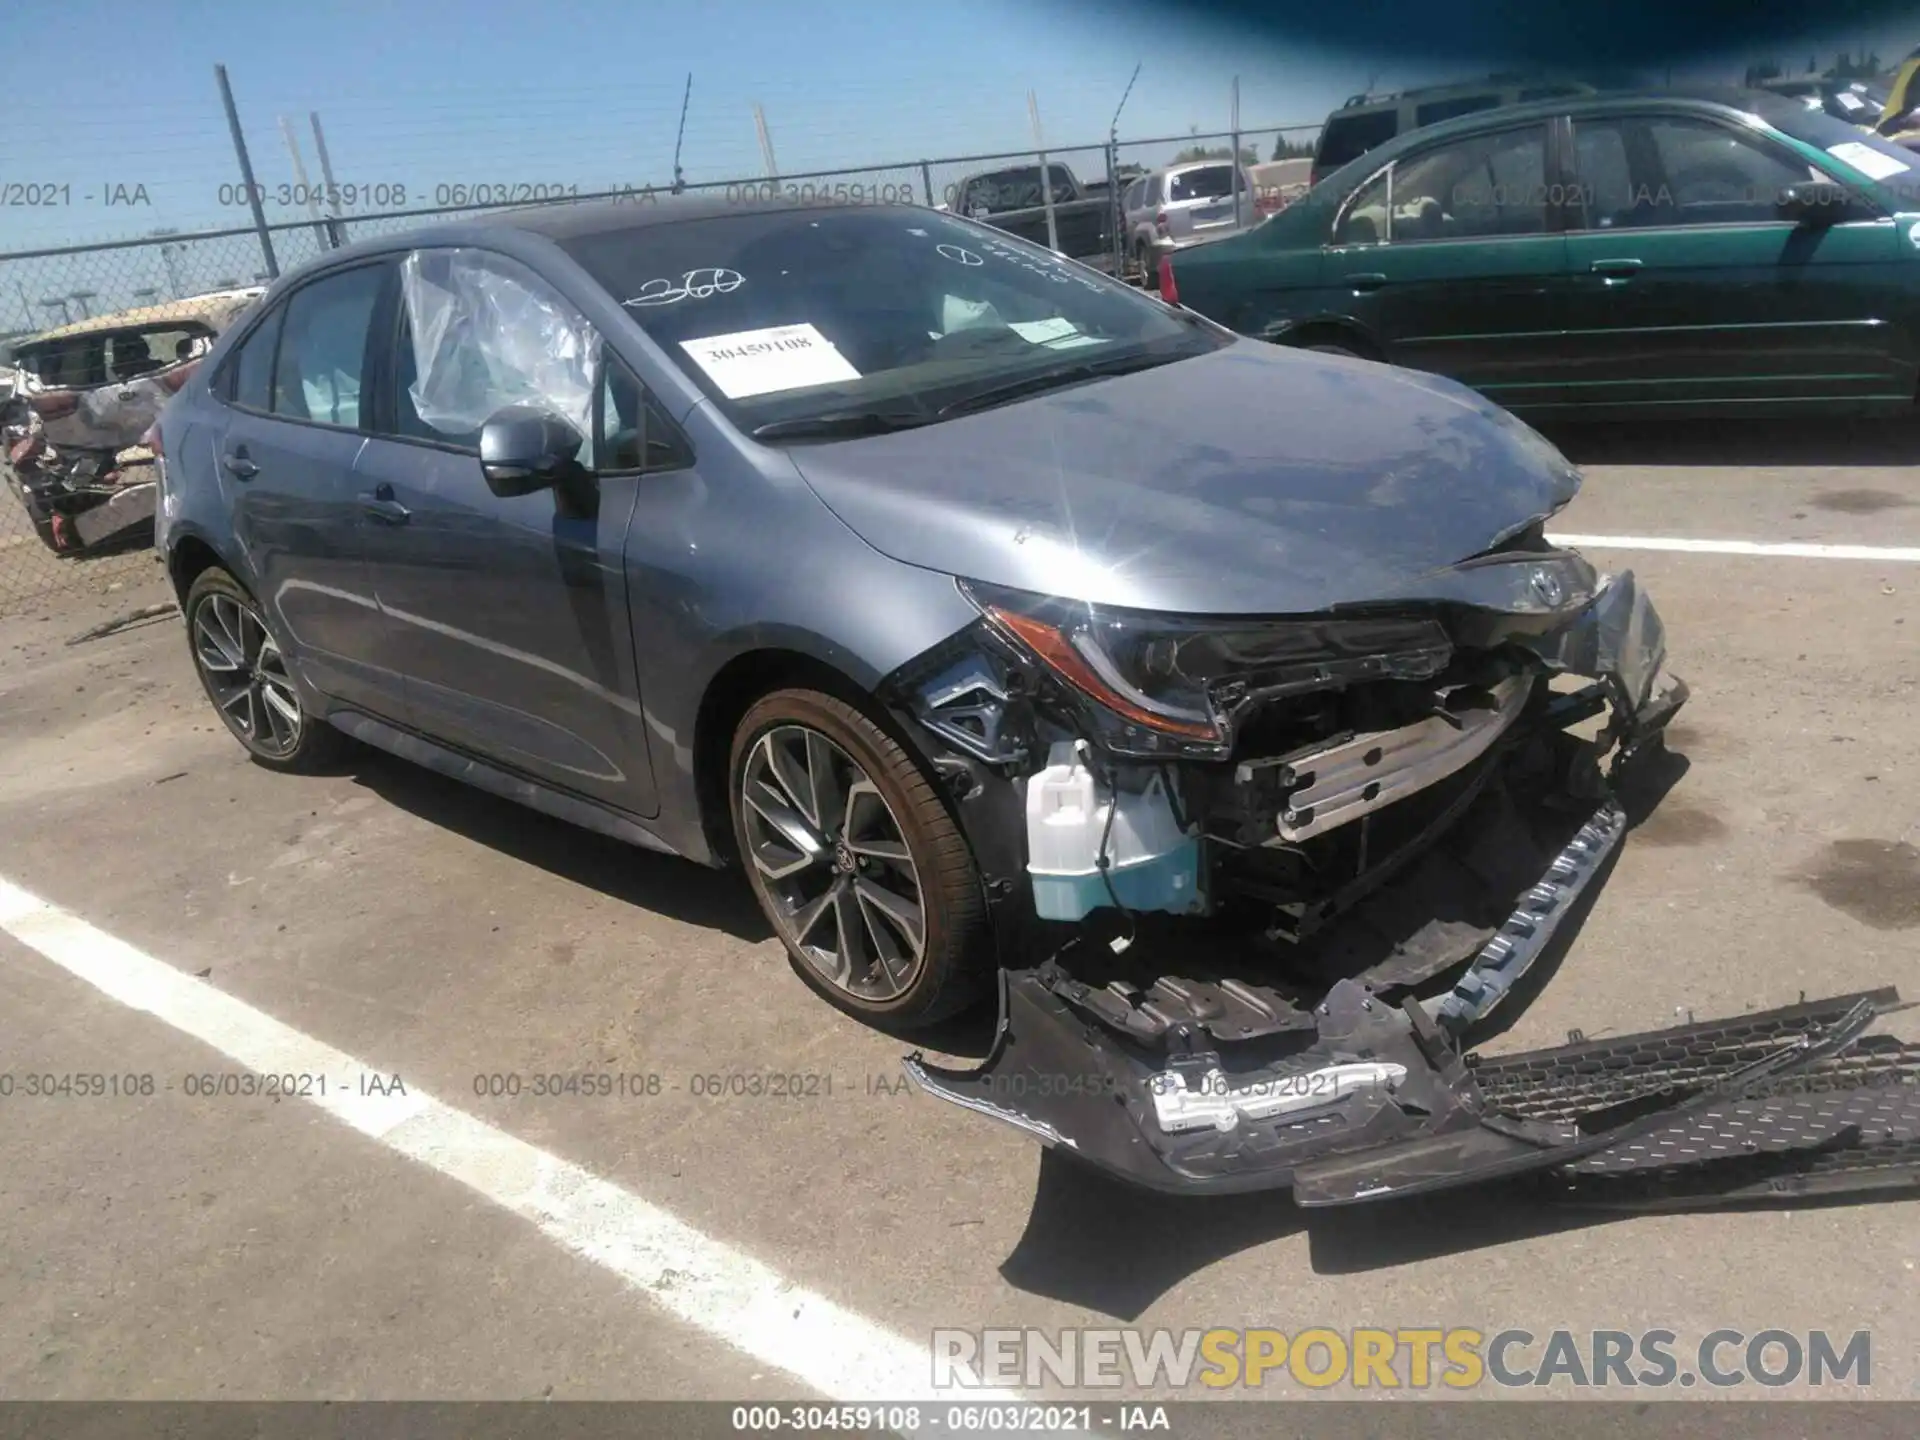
[185,567,344,773]
[729,689,990,1027]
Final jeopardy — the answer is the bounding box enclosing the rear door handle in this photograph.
[359,483,410,525]
[1590,258,1643,284]
[220,448,257,480]
[1344,272,1389,291]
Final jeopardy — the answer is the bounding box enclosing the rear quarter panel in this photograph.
[1169,213,1332,338]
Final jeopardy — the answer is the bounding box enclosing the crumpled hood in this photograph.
[786,340,1583,616]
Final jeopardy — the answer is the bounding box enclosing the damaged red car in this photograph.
[3,288,261,554]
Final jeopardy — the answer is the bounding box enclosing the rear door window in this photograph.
[271,264,385,427]
[1570,118,1635,228]
[1332,167,1392,244]
[111,326,210,379]
[18,337,105,388]
[228,307,284,411]
[1389,124,1552,240]
[1317,110,1400,172]
[1414,94,1503,126]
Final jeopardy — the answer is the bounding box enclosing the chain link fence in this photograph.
[0,121,1320,612]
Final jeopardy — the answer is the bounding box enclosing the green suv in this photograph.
[1168,89,1920,419]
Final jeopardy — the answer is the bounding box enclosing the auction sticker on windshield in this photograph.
[679,323,861,399]
[1826,140,1912,179]
[1007,317,1106,350]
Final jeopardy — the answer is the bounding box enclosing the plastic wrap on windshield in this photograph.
[400,248,600,439]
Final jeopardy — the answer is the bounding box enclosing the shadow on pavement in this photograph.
[1540,414,1920,468]
[1004,1139,1920,1318]
[337,742,774,945]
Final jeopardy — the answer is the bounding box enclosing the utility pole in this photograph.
[215,64,278,278]
[309,112,349,246]
[672,73,692,193]
[753,104,779,178]
[1230,76,1243,223]
[1029,90,1060,253]
[160,242,184,299]
[280,116,333,251]
[1108,63,1141,277]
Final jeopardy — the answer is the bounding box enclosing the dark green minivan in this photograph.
[1168,89,1920,418]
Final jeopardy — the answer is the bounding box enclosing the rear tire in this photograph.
[185,567,345,773]
[1306,341,1366,358]
[729,688,990,1028]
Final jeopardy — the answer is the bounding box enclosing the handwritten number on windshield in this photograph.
[623,268,746,307]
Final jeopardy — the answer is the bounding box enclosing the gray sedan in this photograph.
[152,197,1682,1155]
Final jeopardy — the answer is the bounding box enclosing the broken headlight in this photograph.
[961,580,1452,756]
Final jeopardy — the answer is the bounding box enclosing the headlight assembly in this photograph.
[961,580,1453,756]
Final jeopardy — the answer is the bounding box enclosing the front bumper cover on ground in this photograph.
[905,969,1920,1205]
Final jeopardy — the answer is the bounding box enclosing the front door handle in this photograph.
[359,483,410,525]
[1590,258,1643,284]
[1344,271,1389,291]
[221,448,258,480]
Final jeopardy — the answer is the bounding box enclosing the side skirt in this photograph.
[326,709,684,859]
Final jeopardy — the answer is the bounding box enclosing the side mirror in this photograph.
[477,405,585,497]
[1775,181,1861,227]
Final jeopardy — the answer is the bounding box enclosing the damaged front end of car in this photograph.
[877,544,1920,1205]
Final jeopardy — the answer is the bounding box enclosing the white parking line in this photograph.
[0,872,1013,1411]
[1549,533,1920,562]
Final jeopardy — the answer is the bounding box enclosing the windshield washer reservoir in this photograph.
[1025,741,1202,920]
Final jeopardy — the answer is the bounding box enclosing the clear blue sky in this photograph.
[0,0,1904,320]
[7,0,1380,250]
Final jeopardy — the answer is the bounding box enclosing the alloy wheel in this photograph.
[740,724,927,1002]
[192,592,303,758]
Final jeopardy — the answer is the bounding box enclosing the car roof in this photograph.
[1157,158,1241,175]
[1346,87,1781,160]
[1334,72,1604,112]
[17,287,265,347]
[490,192,882,240]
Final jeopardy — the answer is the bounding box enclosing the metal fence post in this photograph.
[309,113,349,249]
[280,116,333,253]
[1029,92,1060,253]
[215,64,278,279]
[920,161,935,208]
[1230,77,1244,226]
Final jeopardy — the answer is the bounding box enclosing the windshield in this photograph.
[560,205,1222,435]
[1749,91,1920,185]
[957,165,1075,213]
